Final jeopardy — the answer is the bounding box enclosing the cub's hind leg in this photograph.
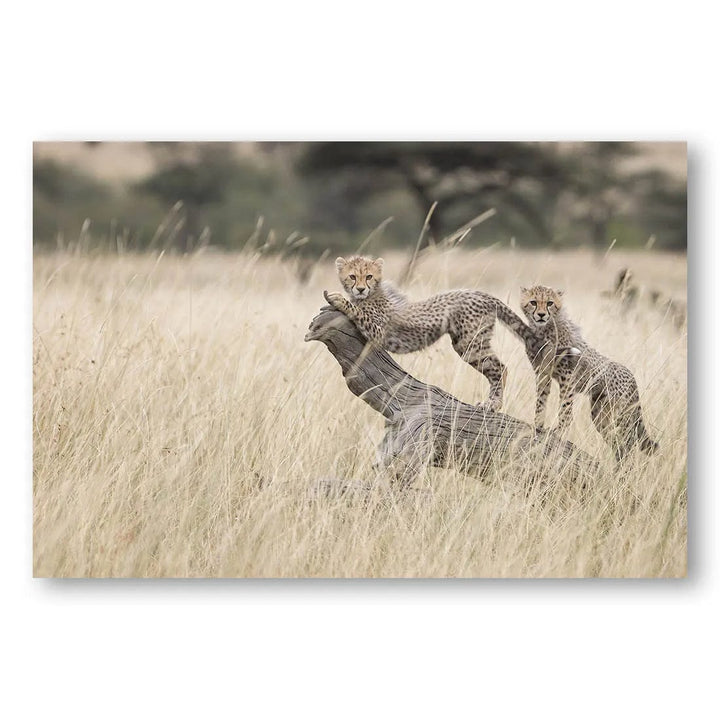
[452,324,506,412]
[534,371,552,429]
[589,390,635,462]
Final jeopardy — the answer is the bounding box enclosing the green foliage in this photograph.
[33,142,686,254]
[137,143,251,207]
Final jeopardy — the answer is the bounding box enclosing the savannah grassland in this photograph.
[33,245,687,577]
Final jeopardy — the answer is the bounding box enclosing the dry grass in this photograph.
[33,245,687,577]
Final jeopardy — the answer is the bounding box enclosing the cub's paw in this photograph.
[323,290,347,310]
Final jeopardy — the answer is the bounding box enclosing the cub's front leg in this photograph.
[556,377,576,432]
[322,291,386,346]
[323,290,358,319]
[531,345,555,429]
[534,371,552,429]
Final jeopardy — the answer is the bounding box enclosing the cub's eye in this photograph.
[529,300,537,307]
[547,301,554,308]
[349,274,356,281]
[366,275,373,281]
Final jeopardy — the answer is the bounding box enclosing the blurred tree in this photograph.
[136,142,242,251]
[297,141,686,252]
[33,141,686,254]
[554,142,639,249]
[632,169,687,250]
[34,157,110,204]
[553,143,686,250]
[298,142,569,248]
[33,158,113,246]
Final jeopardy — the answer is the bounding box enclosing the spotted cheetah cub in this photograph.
[520,285,658,460]
[323,255,570,412]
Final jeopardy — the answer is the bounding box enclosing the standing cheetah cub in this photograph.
[323,256,573,412]
[520,284,658,460]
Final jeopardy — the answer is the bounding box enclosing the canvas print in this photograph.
[33,141,687,577]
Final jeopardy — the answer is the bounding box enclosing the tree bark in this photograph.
[305,308,598,486]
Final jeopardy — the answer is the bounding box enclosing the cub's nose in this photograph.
[536,311,546,319]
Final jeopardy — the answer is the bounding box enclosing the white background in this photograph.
[2,2,715,718]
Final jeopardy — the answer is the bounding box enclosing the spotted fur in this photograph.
[324,256,570,412]
[520,285,658,460]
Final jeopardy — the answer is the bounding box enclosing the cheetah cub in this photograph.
[323,255,572,412]
[520,284,658,460]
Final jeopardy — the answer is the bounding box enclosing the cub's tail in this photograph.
[637,418,659,455]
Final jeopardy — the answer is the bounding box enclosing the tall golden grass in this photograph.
[33,244,687,577]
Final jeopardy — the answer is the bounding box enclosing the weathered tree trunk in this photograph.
[305,308,598,486]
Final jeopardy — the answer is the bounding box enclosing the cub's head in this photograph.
[335,256,384,301]
[520,285,564,327]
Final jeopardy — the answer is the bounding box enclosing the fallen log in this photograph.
[305,307,598,486]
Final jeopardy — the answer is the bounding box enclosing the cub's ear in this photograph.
[373,257,384,270]
[335,257,346,272]
[556,289,565,297]
[520,286,529,294]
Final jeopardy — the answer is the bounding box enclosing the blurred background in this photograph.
[33,141,686,256]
